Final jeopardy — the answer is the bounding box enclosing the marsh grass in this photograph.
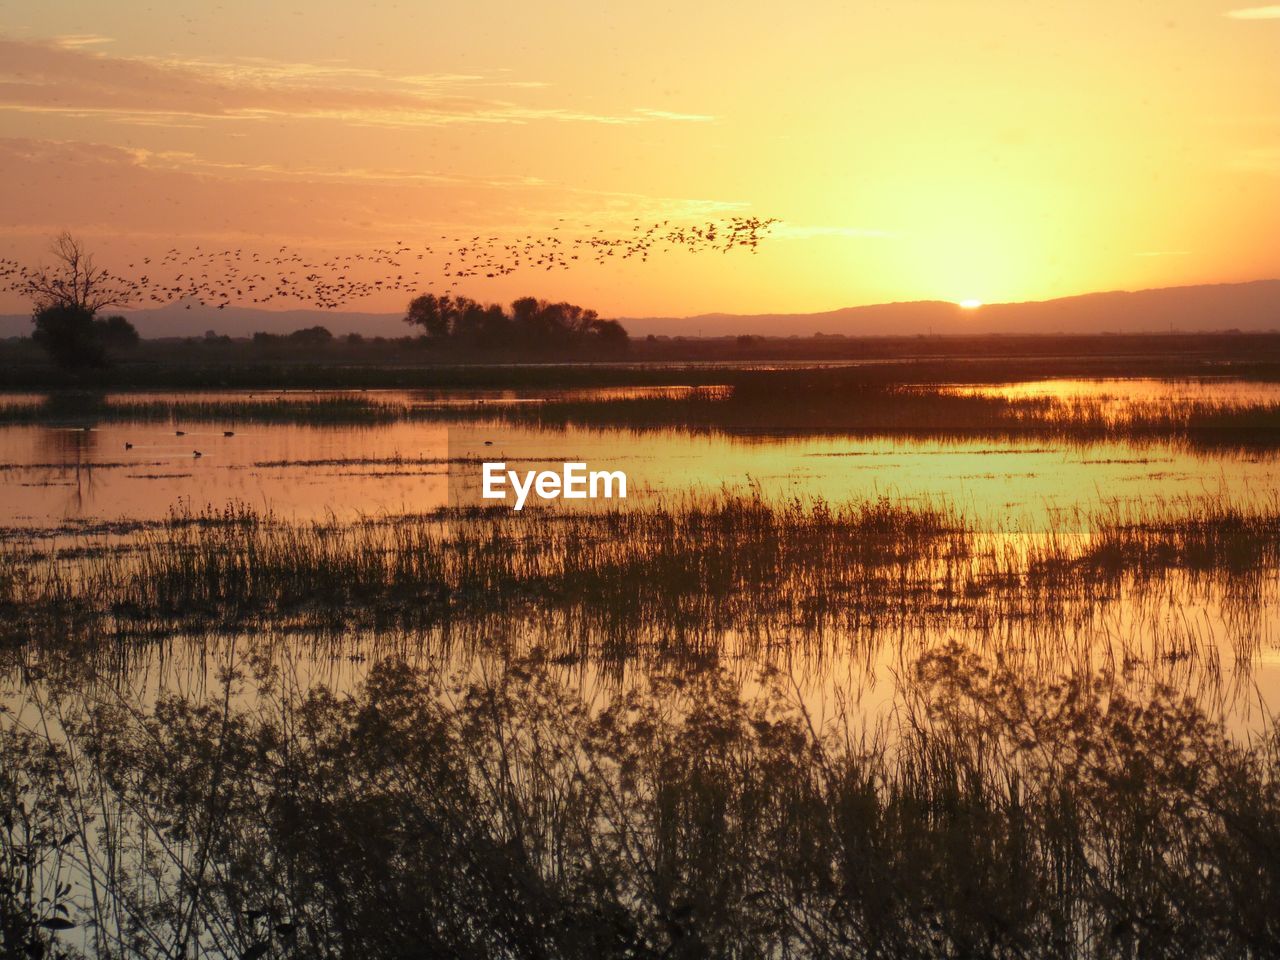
[3,646,1279,959]
[0,496,960,644]
[0,393,411,426]
[472,380,1280,451]
[6,375,1280,449]
[4,372,1280,959]
[2,493,1278,666]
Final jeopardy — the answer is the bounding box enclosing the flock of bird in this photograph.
[0,216,777,312]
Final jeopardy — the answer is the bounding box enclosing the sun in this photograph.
[958,299,983,309]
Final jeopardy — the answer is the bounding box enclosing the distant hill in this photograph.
[2,280,1278,340]
[628,279,1280,337]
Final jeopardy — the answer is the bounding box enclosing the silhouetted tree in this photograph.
[405,293,453,338]
[97,314,140,349]
[32,304,107,368]
[250,326,334,348]
[288,325,334,344]
[586,317,628,353]
[406,293,628,356]
[26,234,137,369]
[25,232,132,314]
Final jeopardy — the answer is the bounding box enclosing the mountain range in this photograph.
[1,279,1277,340]
[630,279,1280,337]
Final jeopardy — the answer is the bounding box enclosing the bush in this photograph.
[96,315,140,349]
[31,304,106,369]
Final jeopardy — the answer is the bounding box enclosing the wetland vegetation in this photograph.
[7,366,1280,456]
[3,366,1280,958]
[3,644,1279,959]
[2,492,1280,653]
[8,331,1280,390]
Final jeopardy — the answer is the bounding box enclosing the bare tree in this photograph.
[23,232,133,313]
[22,233,140,368]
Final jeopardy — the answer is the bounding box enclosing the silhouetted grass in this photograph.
[10,330,1280,390]
[3,646,1278,958]
[4,493,1278,659]
[7,374,1280,448]
[473,378,1280,450]
[0,496,961,644]
[0,392,409,425]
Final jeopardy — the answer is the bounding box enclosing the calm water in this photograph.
[4,379,1280,724]
[6,378,1280,955]
[4,383,1280,534]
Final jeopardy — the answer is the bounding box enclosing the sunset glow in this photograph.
[1,1,1277,320]
[7,6,1280,949]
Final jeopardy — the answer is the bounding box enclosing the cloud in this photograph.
[0,37,715,128]
[634,108,717,123]
[1225,6,1280,18]
[0,137,746,244]
[51,35,114,49]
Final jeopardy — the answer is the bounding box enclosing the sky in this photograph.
[0,0,1277,318]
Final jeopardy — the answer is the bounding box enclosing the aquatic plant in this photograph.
[3,647,1278,958]
[2,493,1278,671]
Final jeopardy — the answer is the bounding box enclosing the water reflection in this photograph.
[944,376,1280,406]
[4,637,1279,959]
[5,378,1280,957]
[3,417,1280,532]
[19,425,105,516]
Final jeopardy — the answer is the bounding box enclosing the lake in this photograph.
[4,375,1280,957]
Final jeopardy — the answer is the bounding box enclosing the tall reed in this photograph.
[3,646,1278,958]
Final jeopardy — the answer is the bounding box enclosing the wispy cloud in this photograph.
[122,147,553,188]
[1225,6,1280,18]
[0,37,715,129]
[52,35,114,49]
[0,137,747,243]
[634,108,716,123]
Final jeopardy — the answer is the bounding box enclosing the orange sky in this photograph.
[1,0,1277,318]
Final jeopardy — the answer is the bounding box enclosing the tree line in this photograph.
[20,234,628,369]
[404,293,628,355]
